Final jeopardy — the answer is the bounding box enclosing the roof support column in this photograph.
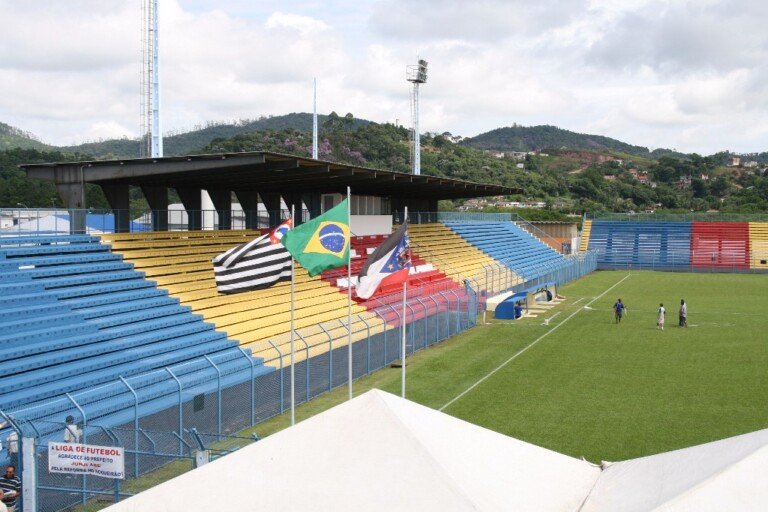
[302,192,321,221]
[176,187,202,231]
[100,183,130,233]
[207,190,232,230]
[234,190,260,230]
[283,193,303,226]
[53,165,86,234]
[260,192,282,228]
[140,185,168,231]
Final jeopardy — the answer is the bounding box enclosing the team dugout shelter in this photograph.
[22,151,518,234]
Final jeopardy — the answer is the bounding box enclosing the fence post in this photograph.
[118,377,140,478]
[358,315,372,374]
[20,433,37,512]
[404,301,417,354]
[426,295,441,344]
[415,298,429,350]
[319,324,334,391]
[237,349,257,427]
[267,341,284,414]
[65,392,88,506]
[203,356,222,436]
[438,291,451,337]
[295,332,311,403]
[448,289,463,331]
[165,367,184,455]
[371,309,389,365]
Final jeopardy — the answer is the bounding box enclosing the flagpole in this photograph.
[401,206,408,398]
[347,186,353,401]
[289,204,296,426]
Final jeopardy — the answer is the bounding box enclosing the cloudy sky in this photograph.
[1,0,766,153]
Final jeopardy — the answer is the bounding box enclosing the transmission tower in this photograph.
[406,59,428,175]
[140,0,162,157]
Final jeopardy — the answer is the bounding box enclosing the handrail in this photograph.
[511,215,567,254]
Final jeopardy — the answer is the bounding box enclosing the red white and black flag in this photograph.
[356,222,412,300]
[213,219,292,294]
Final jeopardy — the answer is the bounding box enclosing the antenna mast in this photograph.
[140,0,162,157]
[406,59,428,175]
[312,78,318,159]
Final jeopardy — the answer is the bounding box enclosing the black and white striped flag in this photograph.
[213,220,292,294]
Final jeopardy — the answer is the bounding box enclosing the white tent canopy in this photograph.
[104,389,600,512]
[103,390,768,512]
[582,428,768,512]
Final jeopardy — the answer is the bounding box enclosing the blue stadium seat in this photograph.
[587,221,692,269]
[445,222,567,280]
[0,235,267,432]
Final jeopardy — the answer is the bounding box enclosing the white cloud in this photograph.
[0,0,766,154]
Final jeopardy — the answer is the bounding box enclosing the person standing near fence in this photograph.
[0,465,20,512]
[63,415,81,443]
[5,432,16,469]
[679,299,687,327]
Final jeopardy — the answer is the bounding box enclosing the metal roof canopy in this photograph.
[22,151,518,200]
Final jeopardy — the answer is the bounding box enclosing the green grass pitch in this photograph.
[93,270,768,506]
[257,270,768,463]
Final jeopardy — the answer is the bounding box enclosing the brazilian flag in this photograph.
[281,199,350,277]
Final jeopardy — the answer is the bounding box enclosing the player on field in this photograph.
[657,303,665,330]
[613,299,626,324]
[679,299,687,327]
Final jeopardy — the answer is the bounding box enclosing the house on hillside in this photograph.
[728,156,741,167]
[677,175,692,189]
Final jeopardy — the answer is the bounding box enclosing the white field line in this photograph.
[542,311,562,325]
[439,273,632,412]
[572,297,586,305]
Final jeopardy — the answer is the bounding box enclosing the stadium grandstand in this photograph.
[0,150,605,510]
[581,213,768,272]
[4,154,766,509]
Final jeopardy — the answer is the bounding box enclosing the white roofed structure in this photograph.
[581,428,768,512]
[102,390,768,512]
[103,389,600,512]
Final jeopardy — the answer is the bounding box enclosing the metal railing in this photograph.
[0,208,308,235]
[594,249,766,273]
[0,286,479,511]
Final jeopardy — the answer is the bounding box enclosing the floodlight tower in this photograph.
[406,59,428,175]
[140,0,163,158]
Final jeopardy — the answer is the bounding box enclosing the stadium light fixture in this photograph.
[406,59,428,175]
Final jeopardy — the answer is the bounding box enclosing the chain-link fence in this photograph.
[13,417,257,512]
[0,282,480,512]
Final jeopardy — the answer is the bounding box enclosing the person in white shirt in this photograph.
[63,416,81,444]
[657,303,665,330]
[679,299,688,327]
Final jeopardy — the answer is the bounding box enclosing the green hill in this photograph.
[59,112,370,158]
[0,122,51,151]
[462,124,654,155]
